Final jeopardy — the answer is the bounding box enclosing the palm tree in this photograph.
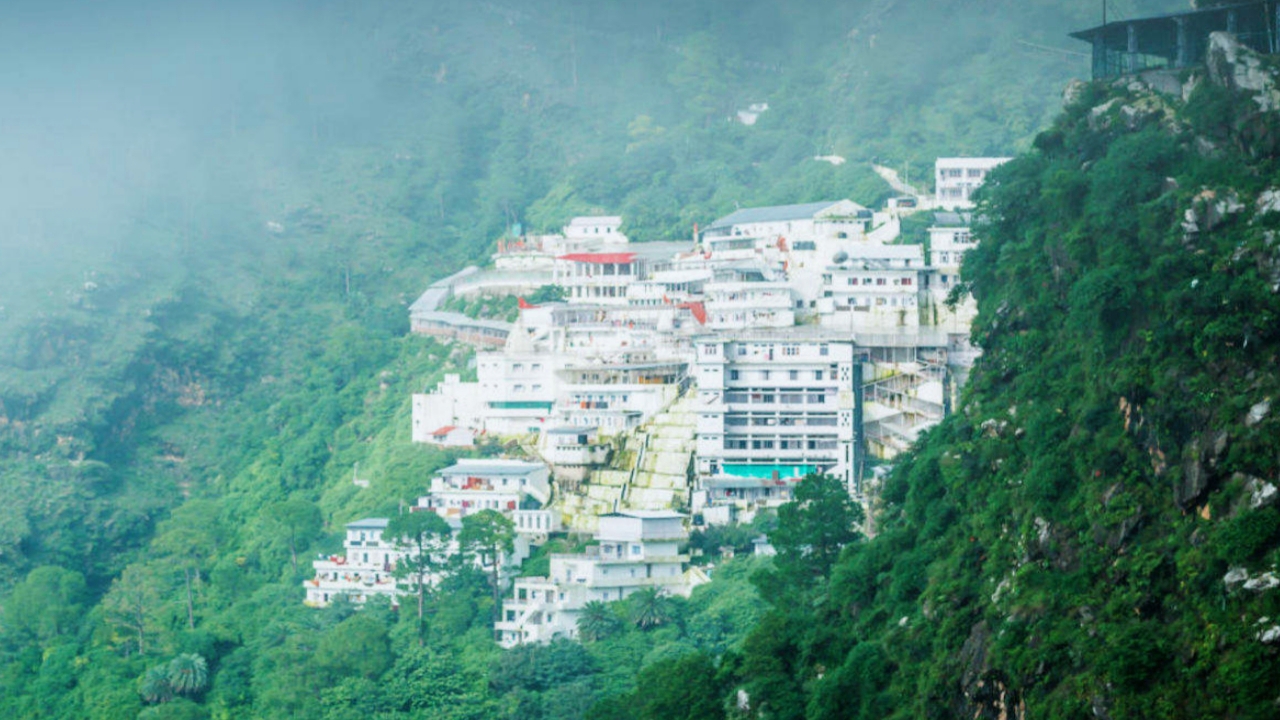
[139,665,173,705]
[577,600,621,642]
[627,587,672,631]
[166,653,209,696]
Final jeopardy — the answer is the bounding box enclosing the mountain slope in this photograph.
[737,34,1280,720]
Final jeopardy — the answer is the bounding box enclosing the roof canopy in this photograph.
[707,201,845,230]
[558,252,637,264]
[1069,2,1277,79]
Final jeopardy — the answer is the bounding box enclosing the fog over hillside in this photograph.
[10,2,1264,719]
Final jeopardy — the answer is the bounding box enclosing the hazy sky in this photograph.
[0,0,366,270]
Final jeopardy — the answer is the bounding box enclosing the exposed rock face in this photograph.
[1177,429,1228,509]
[1206,32,1280,111]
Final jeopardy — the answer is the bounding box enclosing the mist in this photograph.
[0,0,387,292]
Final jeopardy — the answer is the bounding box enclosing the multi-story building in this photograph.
[495,511,706,647]
[818,244,926,330]
[416,459,552,518]
[703,281,797,330]
[934,157,1011,209]
[701,200,871,247]
[415,458,557,554]
[539,426,611,483]
[304,518,400,608]
[693,337,860,496]
[927,211,975,291]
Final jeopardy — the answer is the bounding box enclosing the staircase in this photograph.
[862,359,947,459]
[557,392,697,533]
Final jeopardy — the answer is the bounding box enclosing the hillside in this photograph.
[0,1,1207,718]
[732,34,1280,720]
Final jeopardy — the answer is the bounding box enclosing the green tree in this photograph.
[633,652,725,720]
[140,665,175,705]
[153,499,224,631]
[0,565,87,644]
[576,600,623,643]
[266,497,323,575]
[386,511,453,643]
[315,613,393,680]
[627,587,673,631]
[760,473,863,600]
[166,653,209,696]
[458,509,516,624]
[102,564,167,656]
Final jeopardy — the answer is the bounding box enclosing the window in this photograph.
[820,344,829,356]
[876,278,886,286]
[815,370,824,381]
[789,370,799,380]
[730,370,740,380]
[902,278,912,286]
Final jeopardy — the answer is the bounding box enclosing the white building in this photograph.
[927,211,975,292]
[701,200,872,247]
[413,374,486,443]
[495,511,706,647]
[817,244,926,331]
[703,281,796,330]
[417,459,552,518]
[540,426,611,482]
[563,216,627,248]
[304,518,400,607]
[934,157,1011,209]
[693,338,860,497]
[416,458,558,550]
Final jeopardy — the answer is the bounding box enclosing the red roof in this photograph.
[430,426,458,436]
[557,252,637,264]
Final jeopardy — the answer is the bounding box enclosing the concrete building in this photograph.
[495,511,706,647]
[417,459,552,518]
[818,244,926,331]
[693,338,859,497]
[304,518,400,608]
[701,200,872,247]
[934,157,1011,209]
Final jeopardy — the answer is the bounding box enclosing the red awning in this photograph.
[430,426,457,436]
[679,302,707,325]
[557,252,637,264]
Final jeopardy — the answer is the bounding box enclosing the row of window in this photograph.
[722,437,841,450]
[724,391,830,404]
[827,276,914,287]
[940,168,986,179]
[728,369,833,381]
[724,415,839,427]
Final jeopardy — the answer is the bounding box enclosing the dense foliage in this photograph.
[0,0,1208,717]
[732,56,1280,719]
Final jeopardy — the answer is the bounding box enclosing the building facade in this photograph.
[693,338,859,496]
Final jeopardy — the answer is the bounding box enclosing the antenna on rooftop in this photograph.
[1102,0,1107,26]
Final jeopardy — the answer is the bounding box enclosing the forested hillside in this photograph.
[0,1,1204,718]
[731,37,1280,720]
